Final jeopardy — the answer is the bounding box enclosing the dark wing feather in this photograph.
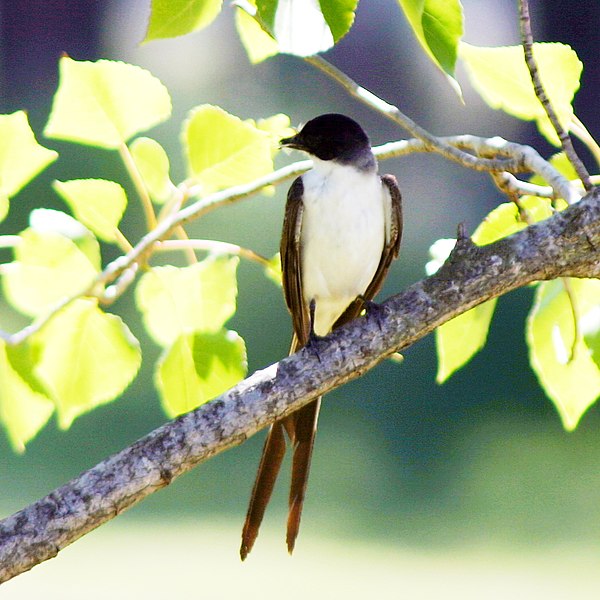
[281,177,310,346]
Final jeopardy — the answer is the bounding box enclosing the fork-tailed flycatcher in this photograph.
[240,113,403,559]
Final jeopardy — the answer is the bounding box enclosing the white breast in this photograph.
[300,159,387,336]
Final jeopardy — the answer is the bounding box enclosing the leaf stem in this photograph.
[118,142,158,230]
[570,115,600,171]
[518,0,592,191]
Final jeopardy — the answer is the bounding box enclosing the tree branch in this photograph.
[1,188,599,583]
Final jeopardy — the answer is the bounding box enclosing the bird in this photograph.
[240,113,402,560]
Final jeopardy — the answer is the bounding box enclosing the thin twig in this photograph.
[155,239,271,267]
[518,0,592,191]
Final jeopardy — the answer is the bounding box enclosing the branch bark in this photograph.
[1,189,599,582]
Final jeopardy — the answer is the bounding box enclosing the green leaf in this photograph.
[425,238,456,275]
[235,2,280,64]
[435,300,497,383]
[472,196,554,246]
[432,196,557,381]
[0,340,54,453]
[527,279,600,431]
[144,0,223,42]
[53,179,128,242]
[0,111,58,221]
[45,57,171,149]
[156,330,247,417]
[397,0,463,91]
[182,105,273,194]
[264,252,282,286]
[255,0,358,56]
[2,219,100,317]
[129,137,172,203]
[251,113,294,157]
[582,307,600,370]
[136,255,239,346]
[460,42,582,146]
[32,298,141,429]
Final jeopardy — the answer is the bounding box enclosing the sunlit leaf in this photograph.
[235,2,280,63]
[182,105,273,194]
[398,0,463,93]
[144,0,223,42]
[251,113,294,156]
[0,340,54,453]
[155,329,247,417]
[2,221,100,317]
[264,252,282,286]
[28,208,101,269]
[460,42,582,146]
[527,279,600,431]
[581,306,600,371]
[425,238,456,275]
[136,255,239,346]
[129,137,172,203]
[45,57,171,149]
[0,111,57,222]
[53,179,127,242]
[255,0,358,56]
[33,298,141,429]
[435,300,497,383]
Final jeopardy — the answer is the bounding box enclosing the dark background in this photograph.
[1,1,600,597]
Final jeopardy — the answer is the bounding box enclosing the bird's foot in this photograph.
[360,296,388,332]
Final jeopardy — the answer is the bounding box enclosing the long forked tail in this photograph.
[286,398,321,553]
[240,422,287,560]
[240,397,321,559]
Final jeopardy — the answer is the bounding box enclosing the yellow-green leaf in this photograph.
[435,299,497,383]
[136,255,239,346]
[460,42,582,146]
[0,340,54,453]
[255,0,358,57]
[527,279,600,431]
[129,137,172,203]
[53,179,127,242]
[156,329,247,417]
[2,222,100,317]
[235,3,279,64]
[32,298,141,429]
[0,111,57,221]
[45,57,171,149]
[182,105,273,194]
[582,307,600,370]
[472,196,554,246]
[264,252,282,286]
[144,0,223,42]
[398,0,463,93]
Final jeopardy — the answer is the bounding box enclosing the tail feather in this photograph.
[240,421,287,560]
[286,398,321,554]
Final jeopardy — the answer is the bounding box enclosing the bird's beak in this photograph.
[280,133,304,151]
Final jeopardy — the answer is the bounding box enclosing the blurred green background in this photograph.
[2,1,600,597]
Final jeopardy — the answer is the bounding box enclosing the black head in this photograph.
[280,114,371,163]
